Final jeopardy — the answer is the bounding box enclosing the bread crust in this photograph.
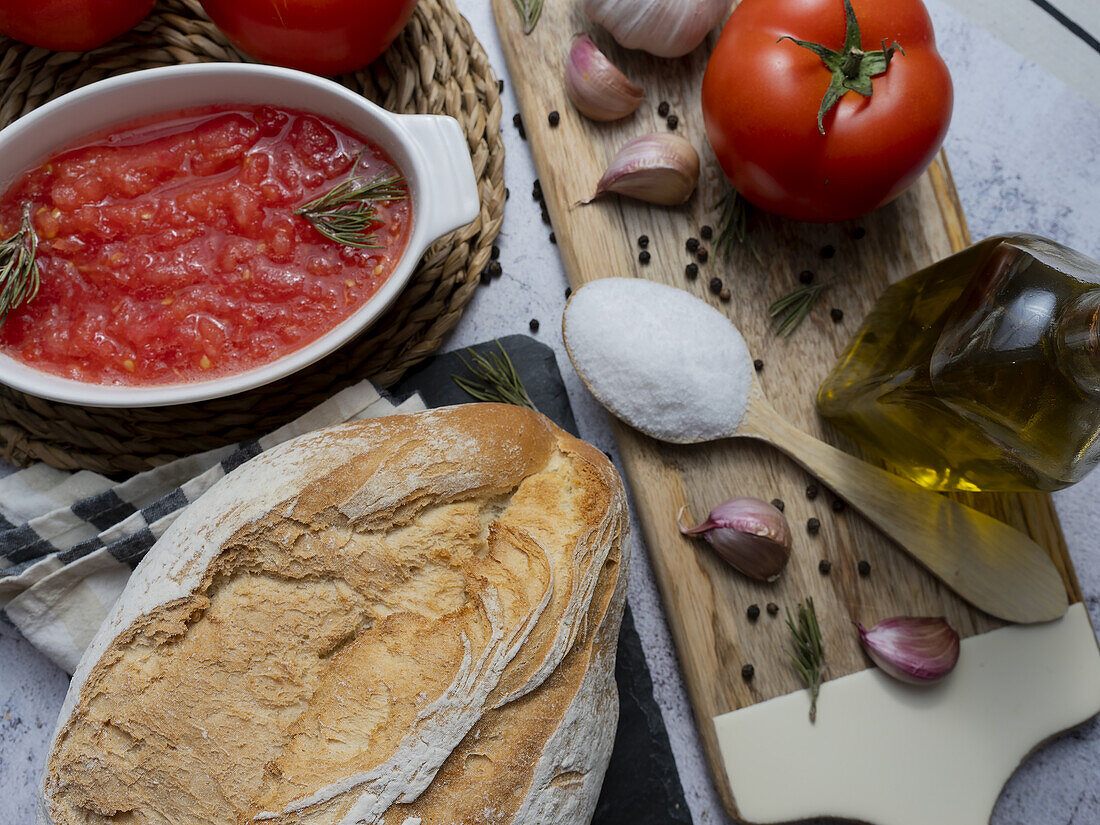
[38,404,629,825]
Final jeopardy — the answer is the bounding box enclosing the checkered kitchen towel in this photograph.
[0,381,424,674]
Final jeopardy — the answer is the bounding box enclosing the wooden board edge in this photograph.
[1018,492,1086,605]
[928,151,973,253]
[608,424,748,821]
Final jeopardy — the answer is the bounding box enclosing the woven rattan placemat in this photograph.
[0,0,504,475]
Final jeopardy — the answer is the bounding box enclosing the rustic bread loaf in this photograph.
[38,403,629,825]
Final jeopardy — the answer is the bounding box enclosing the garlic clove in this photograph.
[589,133,699,206]
[566,34,644,122]
[678,497,791,581]
[584,0,730,59]
[855,616,961,685]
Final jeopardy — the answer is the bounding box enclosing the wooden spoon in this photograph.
[563,279,1067,624]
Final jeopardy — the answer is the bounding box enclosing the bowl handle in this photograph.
[401,114,480,241]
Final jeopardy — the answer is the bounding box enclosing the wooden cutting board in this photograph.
[490,2,1100,823]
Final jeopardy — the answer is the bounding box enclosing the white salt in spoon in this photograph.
[562,278,1066,624]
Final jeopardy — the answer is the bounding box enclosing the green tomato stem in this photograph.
[840,47,865,79]
[777,0,904,135]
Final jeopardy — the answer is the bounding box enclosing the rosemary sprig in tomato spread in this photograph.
[0,204,40,326]
[295,166,406,249]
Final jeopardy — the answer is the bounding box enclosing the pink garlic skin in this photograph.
[591,133,700,206]
[584,0,730,58]
[855,617,961,685]
[566,34,644,121]
[679,497,791,581]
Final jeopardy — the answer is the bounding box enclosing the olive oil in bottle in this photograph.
[817,235,1100,492]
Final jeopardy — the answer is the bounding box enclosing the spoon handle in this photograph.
[740,404,1067,624]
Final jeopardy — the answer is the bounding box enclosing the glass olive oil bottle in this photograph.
[817,235,1100,492]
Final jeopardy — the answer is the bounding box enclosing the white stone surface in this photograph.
[2,0,1099,823]
[939,0,1100,109]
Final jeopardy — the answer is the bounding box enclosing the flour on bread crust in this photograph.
[38,404,629,825]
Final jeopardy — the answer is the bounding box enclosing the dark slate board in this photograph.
[394,335,693,825]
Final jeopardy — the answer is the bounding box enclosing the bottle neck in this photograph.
[1056,288,1100,398]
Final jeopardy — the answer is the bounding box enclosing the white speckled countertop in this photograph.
[2,1,1098,822]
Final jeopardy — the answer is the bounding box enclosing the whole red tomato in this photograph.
[200,0,419,76]
[702,0,952,223]
[0,0,154,51]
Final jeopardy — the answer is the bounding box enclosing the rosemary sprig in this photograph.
[786,598,826,723]
[0,204,41,329]
[512,0,545,34]
[714,189,761,264]
[452,341,537,410]
[295,166,406,249]
[768,283,827,337]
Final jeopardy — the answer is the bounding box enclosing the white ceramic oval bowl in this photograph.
[0,63,480,407]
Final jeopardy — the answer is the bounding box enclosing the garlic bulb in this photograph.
[855,617,960,685]
[588,133,699,206]
[566,34,644,121]
[584,0,730,58]
[678,498,791,581]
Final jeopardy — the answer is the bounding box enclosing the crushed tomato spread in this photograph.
[0,105,411,385]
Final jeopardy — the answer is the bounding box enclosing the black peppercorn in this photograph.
[741,663,755,681]
[799,269,815,284]
[696,248,709,264]
[490,245,500,260]
[700,225,714,240]
[658,101,670,117]
[497,79,505,94]
[480,269,492,285]
[638,234,650,248]
[807,517,821,534]
[667,114,679,130]
[549,232,556,244]
[529,318,540,333]
[548,110,560,127]
[747,604,761,621]
[487,260,502,278]
[532,180,542,200]
[541,207,551,225]
[708,277,722,295]
[685,263,699,279]
[770,498,784,512]
[832,498,846,513]
[753,359,764,372]
[719,287,731,302]
[513,113,523,129]
[565,286,572,299]
[852,226,866,240]
[639,250,651,264]
[858,560,872,577]
[686,237,700,253]
[806,483,819,500]
[766,602,779,616]
[830,307,845,323]
[818,559,832,574]
[820,244,836,259]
